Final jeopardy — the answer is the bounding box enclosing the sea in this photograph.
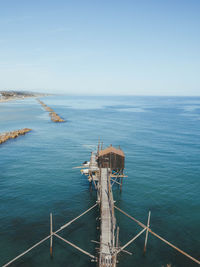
[0,95,199,267]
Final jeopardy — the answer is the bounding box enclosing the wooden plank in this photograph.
[99,168,117,266]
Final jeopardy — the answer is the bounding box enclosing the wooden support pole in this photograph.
[108,174,111,195]
[116,226,119,249]
[50,213,53,257]
[144,211,151,254]
[120,178,123,191]
[91,175,97,190]
[97,138,100,155]
[89,180,92,191]
[118,177,120,189]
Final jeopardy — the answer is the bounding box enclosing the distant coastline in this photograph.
[0,90,49,103]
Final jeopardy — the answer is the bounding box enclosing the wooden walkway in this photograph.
[99,168,116,267]
[89,152,117,267]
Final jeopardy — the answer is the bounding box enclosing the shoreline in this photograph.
[0,94,48,103]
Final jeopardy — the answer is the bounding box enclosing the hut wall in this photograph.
[98,153,124,170]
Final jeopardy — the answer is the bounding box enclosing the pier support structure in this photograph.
[2,147,200,267]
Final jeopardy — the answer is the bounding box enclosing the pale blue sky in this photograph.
[0,0,200,95]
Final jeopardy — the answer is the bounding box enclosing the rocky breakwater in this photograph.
[37,99,65,122]
[0,128,32,145]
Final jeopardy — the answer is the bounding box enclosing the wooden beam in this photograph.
[56,203,98,233]
[120,178,123,191]
[116,226,119,249]
[73,166,89,169]
[114,205,146,228]
[148,229,200,265]
[2,235,51,267]
[110,178,121,186]
[54,233,97,260]
[116,228,147,255]
[114,206,200,265]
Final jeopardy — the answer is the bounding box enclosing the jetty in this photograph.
[37,99,65,122]
[2,143,200,267]
[0,128,32,145]
[86,145,126,266]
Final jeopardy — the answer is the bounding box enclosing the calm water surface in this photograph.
[0,95,200,267]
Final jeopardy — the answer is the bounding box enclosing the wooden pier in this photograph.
[2,144,200,267]
[86,146,125,267]
[86,151,117,266]
[98,168,116,266]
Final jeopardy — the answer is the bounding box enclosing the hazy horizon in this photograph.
[0,0,200,96]
[2,89,200,98]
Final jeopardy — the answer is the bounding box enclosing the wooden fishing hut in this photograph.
[97,145,125,172]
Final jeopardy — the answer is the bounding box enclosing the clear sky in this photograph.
[0,0,200,95]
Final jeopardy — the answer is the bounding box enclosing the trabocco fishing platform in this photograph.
[3,143,200,267]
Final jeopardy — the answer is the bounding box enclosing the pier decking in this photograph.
[88,151,117,267]
[99,168,116,266]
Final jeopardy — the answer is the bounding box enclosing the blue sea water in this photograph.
[0,95,200,267]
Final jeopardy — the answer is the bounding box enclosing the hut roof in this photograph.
[98,145,125,157]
